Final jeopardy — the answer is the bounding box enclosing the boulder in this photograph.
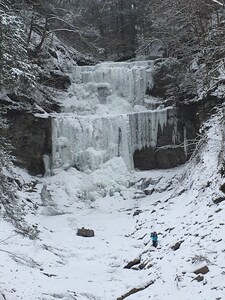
[77,227,95,237]
[133,210,142,217]
[193,275,204,282]
[194,265,209,275]
[124,258,141,269]
[171,240,184,251]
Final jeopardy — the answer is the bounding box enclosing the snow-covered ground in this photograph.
[0,110,224,300]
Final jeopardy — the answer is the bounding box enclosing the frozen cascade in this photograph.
[52,108,175,172]
[63,60,155,114]
[51,60,179,173]
[52,114,130,172]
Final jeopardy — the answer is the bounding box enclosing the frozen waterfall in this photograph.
[51,61,179,172]
[52,114,129,171]
[71,61,154,106]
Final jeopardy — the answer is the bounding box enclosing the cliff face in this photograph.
[6,109,52,175]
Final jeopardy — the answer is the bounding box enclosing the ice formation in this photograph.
[52,114,129,171]
[71,61,154,106]
[51,61,178,172]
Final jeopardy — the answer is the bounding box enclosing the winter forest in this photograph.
[1,0,225,299]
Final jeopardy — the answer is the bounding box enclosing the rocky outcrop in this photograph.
[134,145,186,170]
[133,92,224,170]
[6,108,52,175]
[133,108,187,170]
[213,197,225,204]
[124,258,141,269]
[117,280,155,300]
[39,71,71,90]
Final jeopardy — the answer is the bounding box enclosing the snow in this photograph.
[1,108,225,300]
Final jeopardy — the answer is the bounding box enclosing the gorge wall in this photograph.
[5,108,52,175]
[2,60,223,175]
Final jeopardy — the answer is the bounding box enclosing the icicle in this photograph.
[43,154,51,176]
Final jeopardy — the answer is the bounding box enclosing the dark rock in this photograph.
[139,262,147,270]
[136,177,161,190]
[220,183,225,193]
[133,210,142,217]
[149,58,182,99]
[48,48,58,59]
[117,280,155,300]
[155,146,186,169]
[220,165,225,177]
[171,240,184,251]
[76,56,96,66]
[7,93,35,105]
[5,109,52,175]
[132,109,187,170]
[144,188,154,195]
[193,275,204,282]
[43,272,57,277]
[39,71,71,90]
[194,265,209,275]
[124,258,141,269]
[165,227,175,233]
[97,86,111,104]
[77,227,95,237]
[213,197,225,204]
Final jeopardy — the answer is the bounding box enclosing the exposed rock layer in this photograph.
[6,108,52,175]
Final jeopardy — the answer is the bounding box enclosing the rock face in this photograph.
[133,108,187,170]
[134,145,186,170]
[39,71,71,90]
[6,109,52,175]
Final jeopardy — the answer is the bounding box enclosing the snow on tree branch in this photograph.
[211,0,224,6]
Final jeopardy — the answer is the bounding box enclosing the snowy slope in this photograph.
[0,109,224,300]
